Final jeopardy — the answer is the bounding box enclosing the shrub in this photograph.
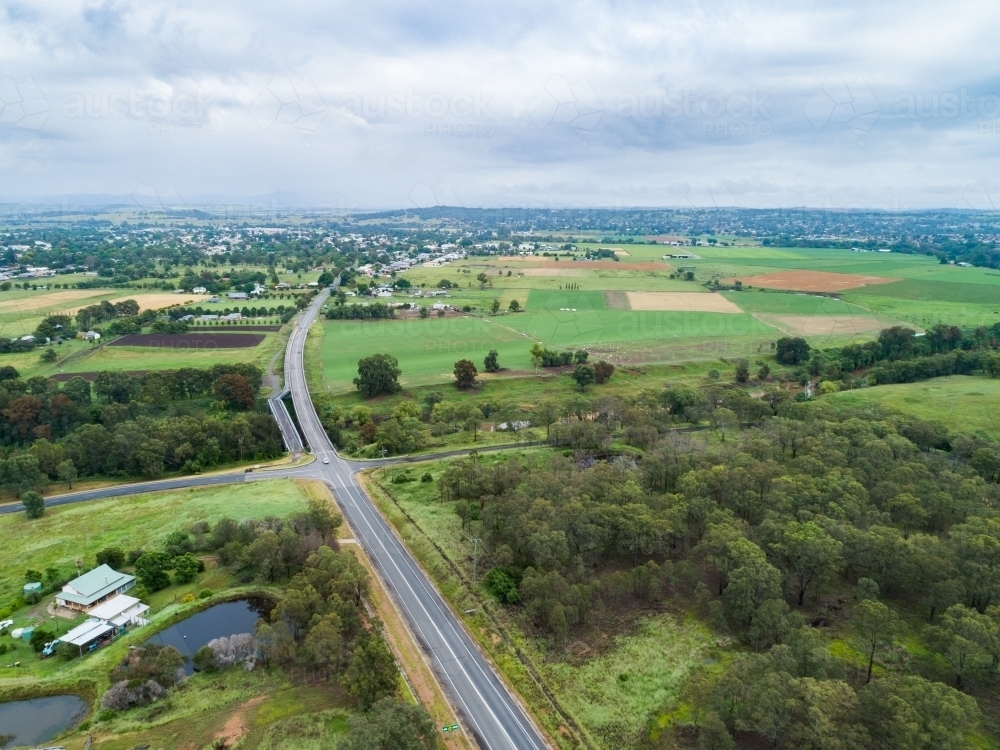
[96,547,126,568]
[420,472,433,483]
[22,491,44,519]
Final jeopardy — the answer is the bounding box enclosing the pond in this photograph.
[0,694,87,748]
[145,597,271,674]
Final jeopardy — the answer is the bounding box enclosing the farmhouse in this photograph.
[192,286,208,294]
[55,564,136,613]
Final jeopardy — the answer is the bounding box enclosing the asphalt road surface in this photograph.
[284,290,549,750]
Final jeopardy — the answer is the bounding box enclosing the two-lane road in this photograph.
[285,291,549,750]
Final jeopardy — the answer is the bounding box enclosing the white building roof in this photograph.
[63,619,113,647]
[87,595,145,623]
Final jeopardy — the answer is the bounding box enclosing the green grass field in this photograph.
[0,479,310,614]
[823,375,1000,436]
[54,332,283,374]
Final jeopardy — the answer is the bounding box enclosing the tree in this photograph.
[354,354,402,398]
[56,459,77,489]
[213,374,255,410]
[860,675,980,750]
[490,298,501,314]
[757,363,770,381]
[134,551,172,592]
[173,552,203,584]
[775,337,810,365]
[853,599,899,684]
[711,408,739,442]
[343,633,398,709]
[572,364,595,391]
[39,348,57,363]
[304,613,344,671]
[530,342,544,370]
[453,359,478,388]
[593,360,615,384]
[734,359,750,383]
[22,490,44,519]
[508,299,521,312]
[534,398,561,439]
[483,349,500,372]
[341,697,437,750]
[721,538,783,630]
[96,546,126,568]
[772,521,843,606]
[929,605,993,689]
[476,272,490,288]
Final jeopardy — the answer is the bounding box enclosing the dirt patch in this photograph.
[112,293,210,310]
[215,695,266,746]
[108,333,265,348]
[728,270,900,292]
[604,291,631,309]
[753,314,889,336]
[626,291,744,313]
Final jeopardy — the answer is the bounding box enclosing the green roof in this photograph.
[59,564,135,606]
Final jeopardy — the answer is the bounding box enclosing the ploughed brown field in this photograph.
[108,333,266,348]
[727,269,900,292]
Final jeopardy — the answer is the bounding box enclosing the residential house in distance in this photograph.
[192,286,208,294]
[228,292,249,300]
[55,564,137,613]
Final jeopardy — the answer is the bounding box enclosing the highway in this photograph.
[284,290,549,750]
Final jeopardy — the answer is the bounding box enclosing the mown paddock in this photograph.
[751,313,889,337]
[823,374,1000,437]
[319,316,535,390]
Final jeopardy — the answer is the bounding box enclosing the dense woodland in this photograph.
[0,364,281,489]
[436,395,1000,749]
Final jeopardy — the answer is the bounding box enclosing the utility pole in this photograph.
[472,538,482,586]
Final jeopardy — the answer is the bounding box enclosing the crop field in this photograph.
[823,374,1000,437]
[108,333,267,348]
[317,246,1000,400]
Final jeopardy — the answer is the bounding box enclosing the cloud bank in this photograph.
[1,0,999,209]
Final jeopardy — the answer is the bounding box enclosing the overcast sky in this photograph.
[1,0,999,210]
